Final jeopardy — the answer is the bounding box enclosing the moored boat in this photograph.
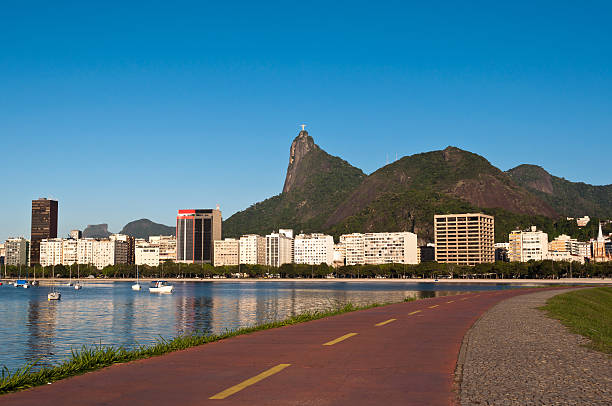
[48,291,61,300]
[149,280,173,293]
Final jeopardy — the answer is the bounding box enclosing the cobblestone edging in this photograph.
[456,289,612,405]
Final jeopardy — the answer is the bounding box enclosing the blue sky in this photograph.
[1,1,610,241]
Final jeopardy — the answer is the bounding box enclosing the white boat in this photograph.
[74,283,82,290]
[48,291,61,300]
[66,265,74,286]
[132,265,142,291]
[149,280,173,293]
[74,264,82,289]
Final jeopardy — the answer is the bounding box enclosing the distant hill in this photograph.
[120,219,175,239]
[507,164,612,219]
[83,224,111,238]
[222,128,612,243]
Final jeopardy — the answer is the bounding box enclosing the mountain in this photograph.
[223,129,366,237]
[507,164,612,219]
[83,224,111,238]
[223,129,611,243]
[120,219,175,239]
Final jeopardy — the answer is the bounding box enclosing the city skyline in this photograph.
[2,2,611,241]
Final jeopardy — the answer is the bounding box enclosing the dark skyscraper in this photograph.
[176,209,222,264]
[30,198,58,265]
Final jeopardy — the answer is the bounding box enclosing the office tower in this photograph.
[434,213,494,265]
[30,198,58,265]
[176,208,222,263]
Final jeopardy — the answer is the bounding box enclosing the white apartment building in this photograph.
[294,234,334,265]
[333,243,346,268]
[339,232,418,265]
[62,239,78,265]
[148,235,177,262]
[278,229,294,262]
[5,237,29,266]
[135,243,160,267]
[77,238,95,265]
[363,232,418,265]
[265,232,293,267]
[92,239,128,269]
[508,226,549,262]
[340,233,365,265]
[239,235,266,265]
[40,238,63,267]
[214,238,240,266]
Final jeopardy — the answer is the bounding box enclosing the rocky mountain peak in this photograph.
[283,127,317,194]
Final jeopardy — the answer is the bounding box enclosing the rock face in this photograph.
[83,224,111,238]
[120,219,175,239]
[283,129,316,194]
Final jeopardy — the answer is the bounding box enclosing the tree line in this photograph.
[2,259,611,280]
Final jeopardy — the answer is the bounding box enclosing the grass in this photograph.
[541,287,612,355]
[0,301,394,395]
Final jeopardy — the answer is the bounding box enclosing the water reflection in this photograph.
[0,281,515,372]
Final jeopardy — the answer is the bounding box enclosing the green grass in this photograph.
[541,287,612,354]
[0,301,391,395]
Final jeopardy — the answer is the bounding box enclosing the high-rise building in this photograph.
[294,233,334,265]
[434,213,495,265]
[278,229,294,262]
[62,239,78,265]
[135,242,160,267]
[265,231,293,267]
[110,234,135,264]
[30,198,58,265]
[0,242,5,265]
[5,237,29,266]
[91,239,128,269]
[508,226,548,262]
[213,238,240,266]
[176,209,222,264]
[239,234,266,265]
[40,238,63,266]
[339,232,418,265]
[77,238,95,264]
[340,233,365,265]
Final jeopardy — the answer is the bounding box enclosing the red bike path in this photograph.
[2,288,561,406]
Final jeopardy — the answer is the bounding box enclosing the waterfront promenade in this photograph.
[2,288,577,405]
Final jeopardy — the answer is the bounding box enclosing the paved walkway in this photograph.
[2,288,563,406]
[457,289,612,405]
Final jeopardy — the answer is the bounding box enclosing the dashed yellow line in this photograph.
[375,318,396,327]
[460,297,468,301]
[428,305,439,309]
[446,300,455,303]
[408,310,422,315]
[323,333,358,346]
[209,364,291,399]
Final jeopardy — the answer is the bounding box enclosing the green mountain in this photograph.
[223,129,365,236]
[223,129,611,243]
[507,164,612,218]
[120,219,175,239]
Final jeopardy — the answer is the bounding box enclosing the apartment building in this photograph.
[265,231,293,267]
[148,235,177,263]
[434,213,495,265]
[339,233,365,265]
[92,239,129,269]
[333,243,346,268]
[363,232,418,265]
[40,238,63,266]
[5,237,29,266]
[77,238,95,264]
[62,239,78,265]
[294,234,334,265]
[508,226,548,262]
[135,242,160,267]
[239,235,266,265]
[213,238,240,266]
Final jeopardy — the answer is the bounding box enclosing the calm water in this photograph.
[0,281,516,372]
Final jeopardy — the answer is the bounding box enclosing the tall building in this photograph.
[40,238,63,266]
[332,243,346,268]
[30,198,58,265]
[266,231,293,267]
[91,239,128,269]
[0,242,5,265]
[110,234,135,264]
[148,235,177,263]
[508,226,548,262]
[176,208,222,264]
[340,233,365,265]
[62,239,78,265]
[213,238,240,266]
[77,238,95,264]
[135,242,160,267]
[294,234,334,265]
[339,232,418,265]
[239,234,266,265]
[494,242,509,262]
[5,237,29,266]
[434,213,495,265]
[278,229,295,262]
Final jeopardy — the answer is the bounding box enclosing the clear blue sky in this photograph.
[1,1,610,241]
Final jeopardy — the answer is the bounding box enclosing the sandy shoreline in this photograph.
[2,277,610,285]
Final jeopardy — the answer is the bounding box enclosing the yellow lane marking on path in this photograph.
[209,364,291,400]
[428,305,439,309]
[323,333,358,346]
[460,297,468,301]
[408,310,422,315]
[375,318,396,327]
[446,300,455,303]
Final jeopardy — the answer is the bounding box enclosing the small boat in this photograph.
[31,281,39,286]
[149,280,173,293]
[48,292,61,300]
[74,283,82,290]
[74,264,82,289]
[15,280,30,288]
[132,265,142,291]
[66,265,74,286]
